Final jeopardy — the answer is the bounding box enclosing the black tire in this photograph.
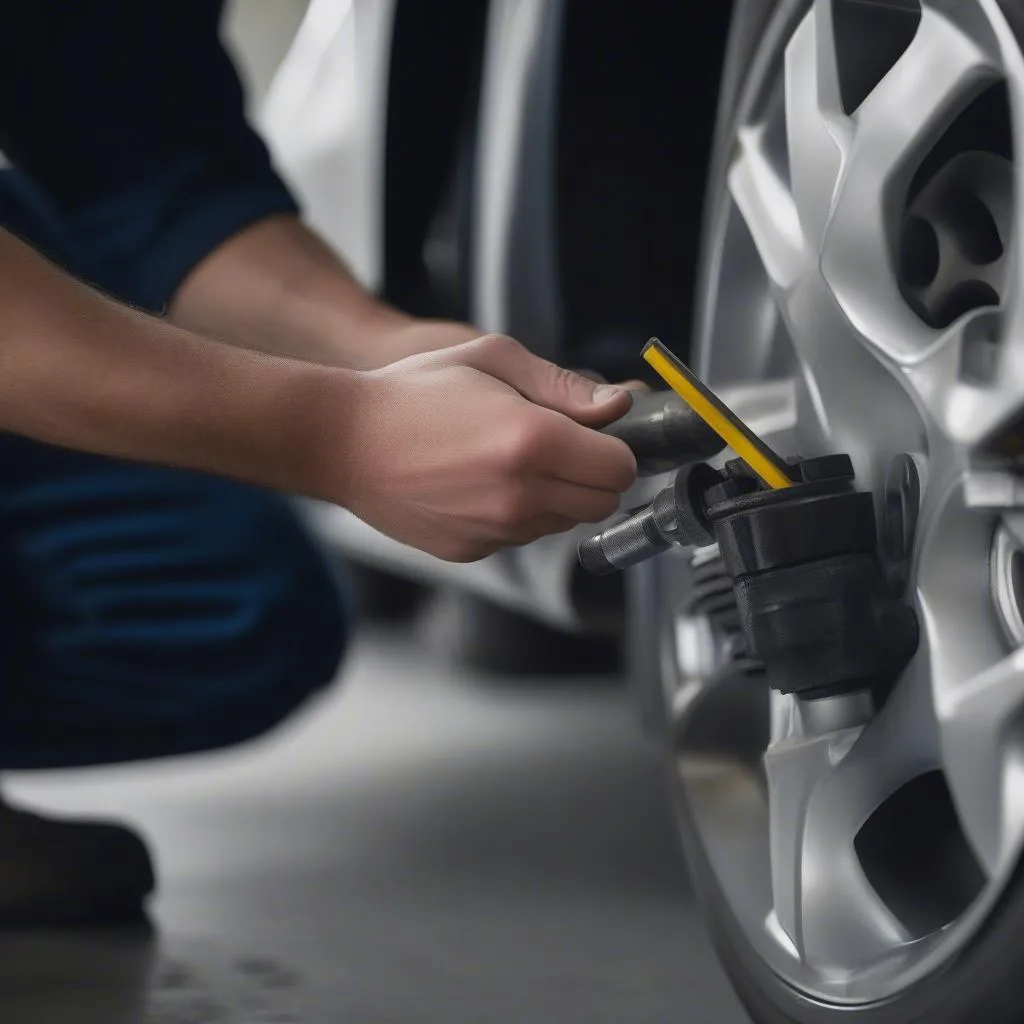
[667,1,1024,1021]
[673,775,1024,1024]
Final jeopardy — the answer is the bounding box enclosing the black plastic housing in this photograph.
[705,458,919,698]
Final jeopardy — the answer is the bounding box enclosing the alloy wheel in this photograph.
[663,0,1024,1005]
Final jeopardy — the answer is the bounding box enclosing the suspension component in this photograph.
[579,455,919,699]
[586,342,918,698]
[705,455,919,698]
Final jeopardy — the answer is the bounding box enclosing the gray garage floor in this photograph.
[2,624,749,1024]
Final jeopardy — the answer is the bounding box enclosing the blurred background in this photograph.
[1,2,747,1021]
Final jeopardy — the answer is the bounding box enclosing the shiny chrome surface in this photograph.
[472,0,566,361]
[991,520,1024,646]
[664,0,1024,1004]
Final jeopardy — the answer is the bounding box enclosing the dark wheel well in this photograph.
[382,0,489,320]
[382,0,732,380]
[556,0,732,380]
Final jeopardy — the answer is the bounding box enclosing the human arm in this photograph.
[0,230,637,561]
[0,2,546,372]
[168,213,473,370]
[0,230,342,496]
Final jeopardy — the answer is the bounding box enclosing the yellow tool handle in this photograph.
[642,338,794,490]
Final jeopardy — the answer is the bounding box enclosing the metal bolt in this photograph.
[883,453,922,595]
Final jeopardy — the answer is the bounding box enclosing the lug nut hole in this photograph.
[899,216,940,289]
[934,281,999,327]
[944,190,1003,265]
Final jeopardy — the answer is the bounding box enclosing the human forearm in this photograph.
[0,230,353,498]
[0,231,639,563]
[169,214,426,368]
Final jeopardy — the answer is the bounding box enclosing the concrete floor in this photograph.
[3,625,750,1024]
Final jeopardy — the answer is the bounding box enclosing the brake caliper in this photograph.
[580,454,919,700]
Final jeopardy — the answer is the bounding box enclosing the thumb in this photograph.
[464,334,635,426]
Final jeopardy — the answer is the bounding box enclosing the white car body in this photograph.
[228,0,609,633]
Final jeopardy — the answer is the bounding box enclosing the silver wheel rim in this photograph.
[664,0,1024,1005]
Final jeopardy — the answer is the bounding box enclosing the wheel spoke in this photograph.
[821,7,998,362]
[854,6,996,180]
[784,0,851,248]
[915,485,1024,877]
[728,127,805,290]
[903,307,1024,448]
[936,647,1024,876]
[766,685,932,967]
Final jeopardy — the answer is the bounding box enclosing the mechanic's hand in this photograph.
[360,314,652,396]
[361,316,480,368]
[341,333,638,562]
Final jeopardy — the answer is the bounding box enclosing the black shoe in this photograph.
[0,798,155,927]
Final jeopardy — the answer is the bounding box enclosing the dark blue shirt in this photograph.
[0,0,298,311]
